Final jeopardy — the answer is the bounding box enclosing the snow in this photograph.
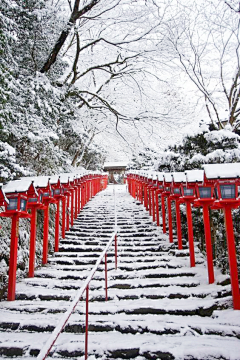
[59,173,75,183]
[185,169,204,183]
[163,172,172,183]
[23,176,50,188]
[172,172,186,183]
[157,172,164,181]
[203,163,240,179]
[0,185,240,359]
[3,179,34,194]
[104,162,128,168]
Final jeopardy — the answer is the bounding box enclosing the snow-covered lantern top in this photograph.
[171,172,186,198]
[29,176,55,204]
[203,163,240,203]
[181,170,204,200]
[59,174,75,195]
[157,172,164,192]
[1,179,33,215]
[147,171,154,185]
[49,176,63,198]
[163,173,172,194]
[152,172,158,187]
[26,181,43,207]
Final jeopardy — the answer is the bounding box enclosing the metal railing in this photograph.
[37,186,118,360]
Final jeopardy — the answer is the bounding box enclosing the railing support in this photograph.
[105,253,108,301]
[85,285,89,360]
[115,234,118,270]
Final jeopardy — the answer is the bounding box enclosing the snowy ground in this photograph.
[0,185,240,359]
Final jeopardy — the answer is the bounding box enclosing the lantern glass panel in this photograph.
[43,192,49,197]
[7,198,18,210]
[183,187,194,196]
[198,187,212,199]
[174,188,181,195]
[54,189,60,195]
[159,185,163,190]
[165,187,170,192]
[20,199,27,211]
[28,197,38,203]
[220,184,236,199]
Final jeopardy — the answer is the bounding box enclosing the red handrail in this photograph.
[36,229,118,360]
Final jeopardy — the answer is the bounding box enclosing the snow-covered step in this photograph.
[0,185,239,359]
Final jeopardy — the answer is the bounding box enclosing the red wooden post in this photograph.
[42,204,49,265]
[186,201,195,267]
[85,285,89,360]
[223,205,240,310]
[175,200,183,250]
[75,186,78,219]
[62,197,66,239]
[156,191,160,227]
[71,190,74,227]
[66,195,70,231]
[202,204,214,284]
[55,200,60,252]
[78,184,81,213]
[167,196,173,243]
[29,207,37,277]
[144,183,148,209]
[105,253,108,301]
[149,186,152,216]
[161,195,166,233]
[8,214,19,301]
[115,234,118,270]
[152,188,155,222]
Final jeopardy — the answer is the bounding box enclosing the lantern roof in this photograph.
[49,175,60,185]
[3,179,35,194]
[59,173,76,183]
[147,171,154,179]
[185,170,204,183]
[163,173,172,183]
[157,172,165,181]
[24,176,51,189]
[203,163,240,179]
[172,172,186,183]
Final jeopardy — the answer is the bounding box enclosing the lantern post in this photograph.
[180,170,204,268]
[0,183,31,301]
[163,173,173,243]
[51,176,65,253]
[156,173,165,230]
[36,178,57,265]
[170,172,186,250]
[203,163,240,309]
[26,181,45,277]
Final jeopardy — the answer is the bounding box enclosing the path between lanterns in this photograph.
[0,185,240,360]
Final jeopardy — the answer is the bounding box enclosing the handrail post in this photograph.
[115,234,117,270]
[114,186,118,270]
[105,253,108,301]
[85,285,89,360]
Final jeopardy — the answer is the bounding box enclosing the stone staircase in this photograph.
[0,185,240,360]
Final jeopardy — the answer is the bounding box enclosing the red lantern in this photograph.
[203,163,240,310]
